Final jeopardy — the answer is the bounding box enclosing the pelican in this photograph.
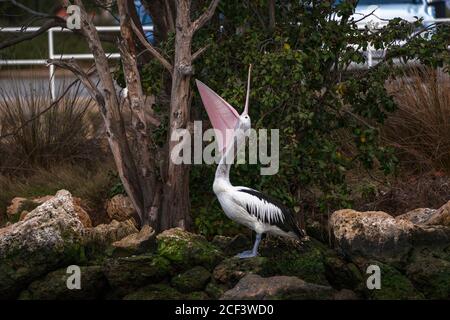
[196,66,306,259]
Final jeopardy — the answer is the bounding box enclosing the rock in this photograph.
[111,225,156,257]
[358,261,425,300]
[156,228,223,271]
[84,219,138,248]
[171,266,211,293]
[259,237,330,286]
[6,197,30,221]
[212,234,251,256]
[406,248,450,299]
[333,289,360,300]
[104,254,170,297]
[0,190,85,299]
[205,281,227,299]
[426,200,450,226]
[396,201,450,227]
[105,194,137,222]
[123,284,184,300]
[213,257,267,286]
[396,208,437,225]
[18,266,107,300]
[330,209,415,264]
[221,274,334,300]
[7,195,92,228]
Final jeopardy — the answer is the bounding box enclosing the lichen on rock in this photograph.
[156,228,223,271]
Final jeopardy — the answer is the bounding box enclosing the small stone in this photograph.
[111,225,156,257]
[105,194,137,222]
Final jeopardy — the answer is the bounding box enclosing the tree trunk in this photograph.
[160,0,193,230]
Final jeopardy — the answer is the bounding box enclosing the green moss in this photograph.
[104,254,171,296]
[368,262,424,300]
[171,266,211,293]
[407,249,450,299]
[157,228,223,271]
[260,238,330,286]
[205,281,226,299]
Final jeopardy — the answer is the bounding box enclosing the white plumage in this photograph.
[197,65,305,258]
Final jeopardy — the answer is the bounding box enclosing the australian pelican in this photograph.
[196,66,306,259]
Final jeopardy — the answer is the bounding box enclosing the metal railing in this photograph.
[0,25,153,99]
[1,19,449,97]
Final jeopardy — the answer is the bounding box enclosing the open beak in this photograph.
[196,64,252,153]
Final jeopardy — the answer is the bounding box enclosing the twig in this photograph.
[191,0,220,33]
[192,44,210,61]
[130,20,173,73]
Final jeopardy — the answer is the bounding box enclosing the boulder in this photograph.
[171,266,211,293]
[105,194,137,222]
[221,274,334,300]
[396,208,437,225]
[330,209,415,264]
[103,254,170,297]
[213,257,267,286]
[7,195,92,228]
[123,284,184,300]
[18,266,107,300]
[212,234,251,256]
[0,190,85,299]
[406,247,450,299]
[6,197,30,221]
[84,219,138,248]
[111,225,156,257]
[425,200,450,226]
[156,228,223,271]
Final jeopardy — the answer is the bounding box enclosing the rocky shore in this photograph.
[1,190,449,300]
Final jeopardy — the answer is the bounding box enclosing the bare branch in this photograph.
[192,44,210,61]
[0,65,97,140]
[0,19,65,50]
[130,20,173,72]
[191,0,220,33]
[47,59,105,106]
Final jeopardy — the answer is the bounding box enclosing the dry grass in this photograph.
[384,67,450,173]
[0,73,112,226]
[0,74,103,173]
[0,162,116,226]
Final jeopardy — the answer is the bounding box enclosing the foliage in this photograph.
[137,1,450,233]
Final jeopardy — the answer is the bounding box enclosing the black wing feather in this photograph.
[238,188,305,238]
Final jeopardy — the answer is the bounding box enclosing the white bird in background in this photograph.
[196,66,306,259]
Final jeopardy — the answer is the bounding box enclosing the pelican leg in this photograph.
[236,233,262,259]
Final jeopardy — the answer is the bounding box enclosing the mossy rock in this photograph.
[323,256,364,290]
[212,234,251,256]
[406,248,450,299]
[156,228,223,271]
[104,254,170,297]
[205,280,227,299]
[123,283,184,300]
[363,261,424,300]
[185,291,210,300]
[18,266,108,300]
[213,256,268,287]
[259,237,330,286]
[171,266,211,293]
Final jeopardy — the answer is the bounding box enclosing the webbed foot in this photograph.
[236,250,258,259]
